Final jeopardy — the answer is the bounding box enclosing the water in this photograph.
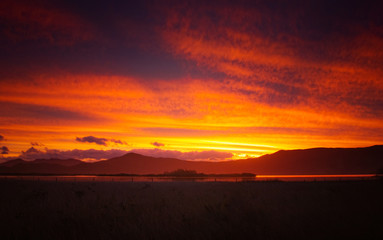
[256,174,376,181]
[0,174,377,182]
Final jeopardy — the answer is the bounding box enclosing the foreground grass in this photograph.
[0,180,382,240]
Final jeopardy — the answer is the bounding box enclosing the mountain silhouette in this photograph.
[0,146,382,175]
[0,158,83,174]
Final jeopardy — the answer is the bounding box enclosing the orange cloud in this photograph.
[1,72,382,159]
[160,3,383,123]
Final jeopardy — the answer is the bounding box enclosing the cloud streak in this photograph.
[0,101,97,125]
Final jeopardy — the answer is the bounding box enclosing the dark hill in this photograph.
[71,153,189,174]
[231,145,383,174]
[0,146,382,175]
[0,158,83,174]
[33,158,83,167]
[0,159,26,167]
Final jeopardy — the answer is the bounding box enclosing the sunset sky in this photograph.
[1,0,382,162]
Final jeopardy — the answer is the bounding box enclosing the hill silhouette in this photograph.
[0,146,382,175]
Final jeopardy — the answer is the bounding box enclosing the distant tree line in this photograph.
[163,169,205,177]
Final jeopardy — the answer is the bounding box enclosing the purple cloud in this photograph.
[19,147,129,161]
[31,142,44,146]
[13,146,233,162]
[1,146,9,154]
[76,136,108,146]
[23,147,40,154]
[110,139,128,145]
[151,142,165,147]
[76,136,127,146]
[0,135,4,141]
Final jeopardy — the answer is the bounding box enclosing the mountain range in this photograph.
[1,145,382,175]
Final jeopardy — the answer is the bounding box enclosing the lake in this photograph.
[0,174,377,182]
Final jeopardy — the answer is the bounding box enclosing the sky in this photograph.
[0,0,382,162]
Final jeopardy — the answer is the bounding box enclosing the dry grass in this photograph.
[0,180,382,239]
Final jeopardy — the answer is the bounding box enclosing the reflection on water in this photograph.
[0,174,376,182]
[257,174,376,182]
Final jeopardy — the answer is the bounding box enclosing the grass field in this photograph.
[0,180,382,239]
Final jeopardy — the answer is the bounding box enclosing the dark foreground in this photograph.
[0,180,382,240]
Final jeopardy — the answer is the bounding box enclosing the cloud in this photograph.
[22,147,40,155]
[1,101,97,123]
[76,136,108,146]
[151,142,165,147]
[0,0,94,45]
[76,136,128,146]
[130,148,233,161]
[0,135,3,141]
[31,142,44,146]
[15,146,233,162]
[1,146,10,154]
[19,147,129,161]
[110,139,128,145]
[161,1,383,119]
